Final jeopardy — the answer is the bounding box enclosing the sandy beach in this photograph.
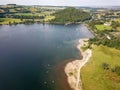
[64,39,92,90]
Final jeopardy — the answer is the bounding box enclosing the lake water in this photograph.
[0,24,93,90]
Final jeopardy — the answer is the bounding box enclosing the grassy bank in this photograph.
[81,45,120,90]
[0,18,22,24]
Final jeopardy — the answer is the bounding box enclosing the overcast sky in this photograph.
[0,0,120,6]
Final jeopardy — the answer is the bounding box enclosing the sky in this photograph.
[0,0,120,6]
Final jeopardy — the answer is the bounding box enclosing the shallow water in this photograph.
[0,24,93,90]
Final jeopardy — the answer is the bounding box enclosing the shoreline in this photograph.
[64,38,92,90]
[83,23,96,36]
[52,60,73,90]
[0,22,81,25]
[0,19,83,25]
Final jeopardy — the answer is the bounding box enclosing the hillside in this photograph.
[52,7,91,24]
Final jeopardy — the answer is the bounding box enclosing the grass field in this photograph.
[44,16,55,22]
[114,19,120,23]
[95,25,112,31]
[15,11,55,16]
[0,18,22,24]
[81,45,120,90]
[29,7,38,12]
[9,9,17,13]
[15,13,45,16]
[117,27,120,31]
[42,11,55,15]
[0,16,55,24]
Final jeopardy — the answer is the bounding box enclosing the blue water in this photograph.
[0,24,93,90]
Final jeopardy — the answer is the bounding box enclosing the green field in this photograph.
[9,9,17,13]
[0,10,56,24]
[15,13,45,16]
[95,25,112,31]
[44,16,55,22]
[81,45,120,90]
[114,19,120,23]
[0,18,22,24]
[117,27,120,31]
[15,11,55,16]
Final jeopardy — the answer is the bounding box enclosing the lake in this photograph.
[0,24,93,90]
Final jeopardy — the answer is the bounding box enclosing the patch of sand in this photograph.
[64,39,92,90]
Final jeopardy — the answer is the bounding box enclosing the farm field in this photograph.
[81,45,120,90]
[0,18,22,24]
[95,25,112,31]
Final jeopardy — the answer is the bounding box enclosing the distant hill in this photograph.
[52,7,91,24]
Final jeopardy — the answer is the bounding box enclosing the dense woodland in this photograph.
[52,7,91,24]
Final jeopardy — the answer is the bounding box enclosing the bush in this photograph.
[102,63,110,70]
[112,66,120,75]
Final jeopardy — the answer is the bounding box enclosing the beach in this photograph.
[64,39,92,90]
